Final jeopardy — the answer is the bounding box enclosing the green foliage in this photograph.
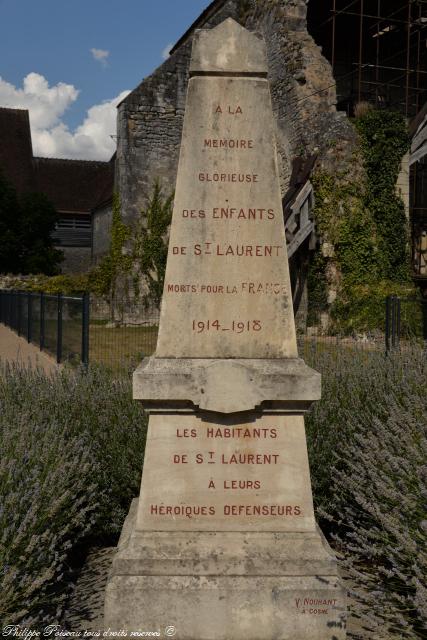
[0,364,147,625]
[355,109,410,281]
[312,170,380,288]
[134,181,173,306]
[307,250,328,326]
[0,172,62,275]
[6,184,174,309]
[305,345,427,638]
[0,172,21,272]
[90,193,132,298]
[330,282,421,336]
[0,273,90,295]
[310,110,414,332]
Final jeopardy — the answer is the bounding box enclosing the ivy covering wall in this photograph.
[309,109,415,334]
[3,185,174,313]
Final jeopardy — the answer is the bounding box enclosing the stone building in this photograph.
[113,0,356,317]
[109,0,427,306]
[0,107,114,273]
[116,0,353,223]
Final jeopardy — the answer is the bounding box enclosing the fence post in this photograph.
[391,295,397,349]
[40,292,45,351]
[7,291,11,327]
[395,297,401,349]
[385,295,391,354]
[57,293,63,364]
[17,291,22,337]
[6,291,10,327]
[27,292,32,343]
[82,292,90,367]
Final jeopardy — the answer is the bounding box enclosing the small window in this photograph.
[52,215,91,247]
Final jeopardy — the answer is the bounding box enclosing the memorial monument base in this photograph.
[105,500,346,640]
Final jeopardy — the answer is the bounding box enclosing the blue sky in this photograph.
[0,0,211,159]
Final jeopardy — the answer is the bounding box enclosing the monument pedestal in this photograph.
[105,500,346,639]
[105,17,346,639]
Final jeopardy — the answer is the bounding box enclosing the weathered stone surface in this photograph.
[133,357,321,413]
[136,413,315,532]
[113,500,337,576]
[105,17,346,640]
[106,574,345,640]
[105,500,346,639]
[190,17,267,75]
[59,246,91,273]
[156,70,296,358]
[115,0,354,226]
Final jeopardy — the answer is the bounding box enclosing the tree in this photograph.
[0,172,21,273]
[0,171,63,275]
[19,192,63,275]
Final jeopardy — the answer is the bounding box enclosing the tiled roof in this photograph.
[33,156,114,213]
[0,106,114,213]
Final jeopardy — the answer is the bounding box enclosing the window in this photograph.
[52,214,91,247]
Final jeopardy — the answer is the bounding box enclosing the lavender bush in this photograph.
[305,345,427,638]
[0,363,147,626]
[1,346,425,634]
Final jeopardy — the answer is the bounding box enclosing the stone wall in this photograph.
[116,0,242,225]
[116,0,355,226]
[92,202,113,263]
[60,247,92,274]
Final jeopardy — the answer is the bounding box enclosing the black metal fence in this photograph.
[0,290,425,369]
[0,290,89,365]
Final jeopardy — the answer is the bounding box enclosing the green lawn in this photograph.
[89,324,158,369]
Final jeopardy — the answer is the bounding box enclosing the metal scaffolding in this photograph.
[309,0,427,117]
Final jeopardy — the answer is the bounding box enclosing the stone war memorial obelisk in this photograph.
[105,18,346,640]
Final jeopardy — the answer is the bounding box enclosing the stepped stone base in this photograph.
[104,500,346,639]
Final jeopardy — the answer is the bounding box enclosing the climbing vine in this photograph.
[6,185,174,312]
[355,109,410,281]
[307,250,328,326]
[133,181,173,306]
[310,109,413,333]
[90,193,132,298]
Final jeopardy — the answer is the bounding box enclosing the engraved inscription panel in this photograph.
[137,414,316,532]
[156,77,297,359]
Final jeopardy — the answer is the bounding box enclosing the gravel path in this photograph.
[62,547,114,631]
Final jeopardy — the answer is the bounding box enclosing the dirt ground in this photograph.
[0,324,58,374]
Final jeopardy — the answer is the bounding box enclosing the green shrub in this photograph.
[133,181,173,306]
[310,109,413,334]
[0,172,63,276]
[0,364,147,625]
[329,283,421,337]
[355,110,410,282]
[305,345,427,638]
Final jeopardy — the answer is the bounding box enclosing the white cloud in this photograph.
[90,48,109,66]
[0,73,130,160]
[0,72,78,129]
[161,43,173,60]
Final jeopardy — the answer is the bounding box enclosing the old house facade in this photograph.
[0,107,114,273]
